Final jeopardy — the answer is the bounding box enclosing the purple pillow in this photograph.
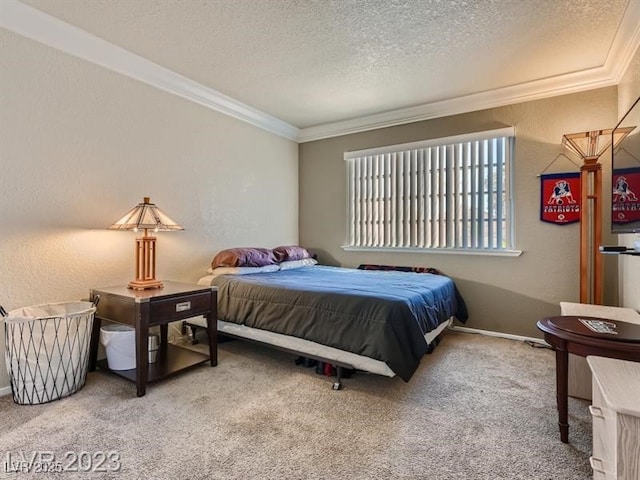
[272,245,313,263]
[211,248,277,269]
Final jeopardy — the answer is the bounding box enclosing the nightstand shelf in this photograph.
[96,344,209,384]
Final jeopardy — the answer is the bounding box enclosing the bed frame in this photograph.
[182,316,452,390]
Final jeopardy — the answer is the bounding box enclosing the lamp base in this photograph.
[128,234,163,290]
[128,279,164,291]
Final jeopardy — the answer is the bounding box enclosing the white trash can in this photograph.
[2,301,96,405]
[100,324,135,371]
[148,334,159,364]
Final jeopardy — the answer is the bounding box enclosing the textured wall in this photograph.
[617,46,640,311]
[0,30,298,391]
[299,88,620,339]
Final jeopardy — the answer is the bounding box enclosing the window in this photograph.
[344,127,517,254]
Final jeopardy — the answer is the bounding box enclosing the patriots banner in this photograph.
[540,172,581,224]
[612,167,640,224]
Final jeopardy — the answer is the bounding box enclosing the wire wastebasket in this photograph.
[2,300,97,405]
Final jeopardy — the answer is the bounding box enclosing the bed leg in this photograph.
[426,336,440,354]
[332,366,343,390]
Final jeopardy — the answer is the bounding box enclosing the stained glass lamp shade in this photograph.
[109,197,183,290]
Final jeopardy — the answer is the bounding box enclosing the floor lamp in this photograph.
[562,129,633,304]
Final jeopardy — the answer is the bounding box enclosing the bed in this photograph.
[190,247,467,389]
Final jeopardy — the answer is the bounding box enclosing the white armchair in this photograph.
[560,301,640,400]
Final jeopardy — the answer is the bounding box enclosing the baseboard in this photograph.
[449,325,550,347]
[0,385,12,397]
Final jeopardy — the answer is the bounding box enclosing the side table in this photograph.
[89,282,217,397]
[537,316,640,443]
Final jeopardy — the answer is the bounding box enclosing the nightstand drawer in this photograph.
[149,291,212,324]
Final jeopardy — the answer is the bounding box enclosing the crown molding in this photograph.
[296,68,620,142]
[0,1,300,141]
[297,1,640,143]
[608,0,640,83]
[2,0,638,145]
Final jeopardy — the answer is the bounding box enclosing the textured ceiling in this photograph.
[16,0,638,130]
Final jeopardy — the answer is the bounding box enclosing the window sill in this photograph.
[341,246,523,257]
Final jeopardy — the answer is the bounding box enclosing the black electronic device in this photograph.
[599,245,629,252]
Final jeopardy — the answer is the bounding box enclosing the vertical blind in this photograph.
[345,128,515,251]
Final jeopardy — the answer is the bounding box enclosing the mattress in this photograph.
[206,265,462,381]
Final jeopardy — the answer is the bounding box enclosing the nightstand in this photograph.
[89,282,217,397]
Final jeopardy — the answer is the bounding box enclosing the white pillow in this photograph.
[278,258,318,270]
[206,264,280,276]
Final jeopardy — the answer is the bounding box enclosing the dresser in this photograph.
[587,356,640,480]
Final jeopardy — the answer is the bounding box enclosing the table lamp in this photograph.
[109,197,183,290]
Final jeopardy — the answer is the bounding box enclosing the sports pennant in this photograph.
[612,167,640,224]
[540,172,581,225]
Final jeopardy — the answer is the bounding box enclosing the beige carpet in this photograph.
[0,331,592,479]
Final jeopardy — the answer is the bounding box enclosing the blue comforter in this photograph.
[213,265,463,381]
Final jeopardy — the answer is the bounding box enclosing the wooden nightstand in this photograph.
[88,282,217,397]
